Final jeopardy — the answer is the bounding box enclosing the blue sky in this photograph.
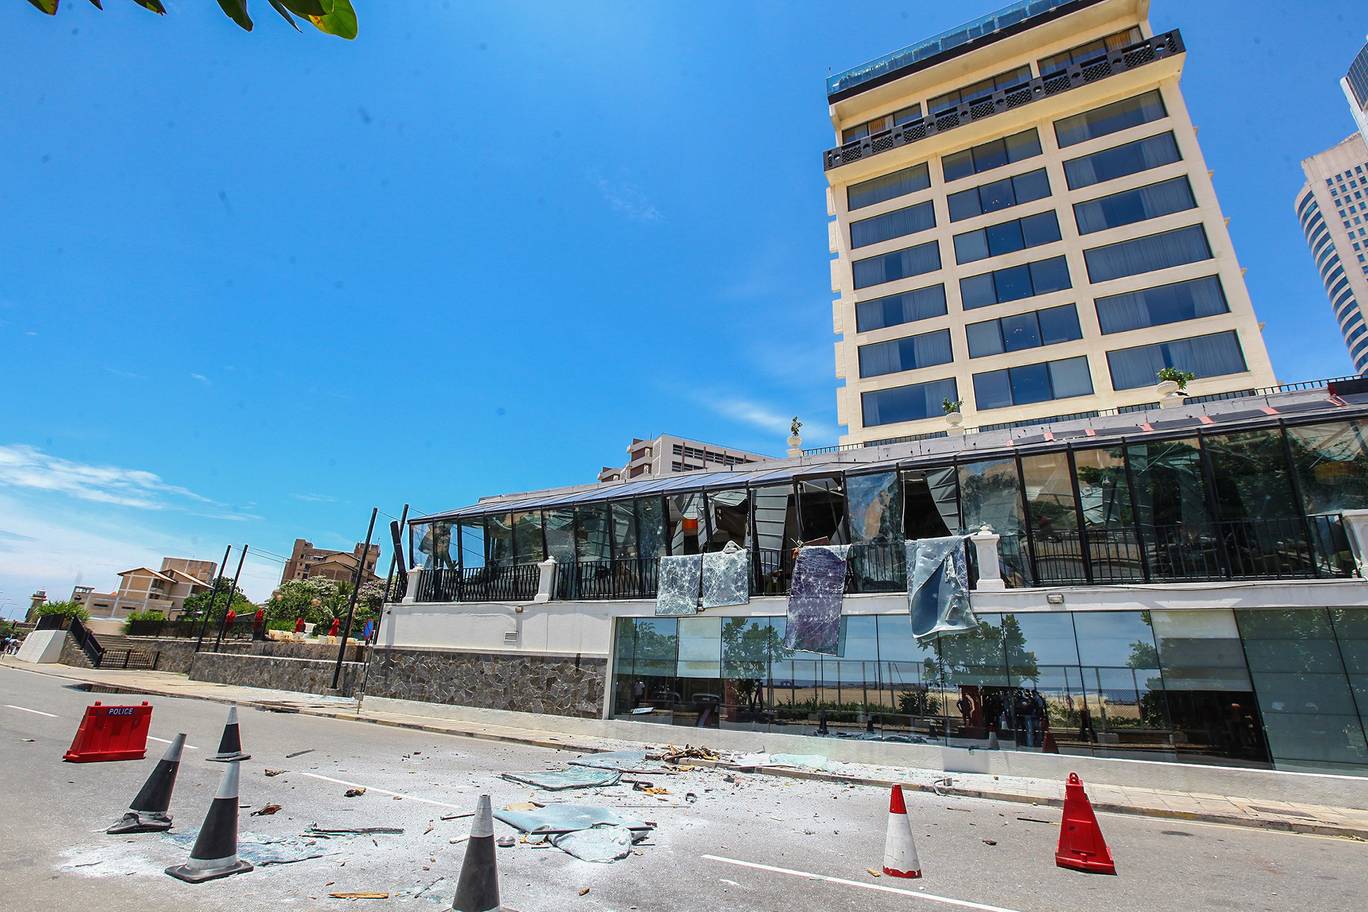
[0,1,1364,612]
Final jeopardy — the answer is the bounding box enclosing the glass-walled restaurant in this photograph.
[410,417,1368,601]
[610,608,1368,774]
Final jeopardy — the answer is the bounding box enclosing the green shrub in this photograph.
[123,609,166,633]
[35,600,89,623]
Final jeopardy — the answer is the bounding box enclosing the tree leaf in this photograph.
[267,0,300,30]
[308,0,356,39]
[279,0,326,15]
[216,0,253,31]
[26,0,59,14]
[131,0,167,13]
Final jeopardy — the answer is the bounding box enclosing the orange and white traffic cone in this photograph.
[881,785,921,879]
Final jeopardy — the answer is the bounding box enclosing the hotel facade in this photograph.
[823,0,1275,446]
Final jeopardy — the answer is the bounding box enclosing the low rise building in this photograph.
[71,557,217,620]
[598,434,772,483]
[280,538,381,587]
[384,378,1368,785]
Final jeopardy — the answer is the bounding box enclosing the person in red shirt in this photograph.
[294,616,305,634]
[328,617,341,638]
[252,608,266,641]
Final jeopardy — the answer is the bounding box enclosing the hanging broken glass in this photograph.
[655,554,702,616]
[701,541,751,609]
[906,536,976,640]
[783,545,849,655]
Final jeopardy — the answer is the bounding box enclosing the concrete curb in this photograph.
[15,662,1368,842]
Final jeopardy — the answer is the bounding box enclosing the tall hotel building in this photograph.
[1296,38,1368,376]
[824,0,1276,445]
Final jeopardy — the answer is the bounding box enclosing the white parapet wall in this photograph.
[14,629,67,664]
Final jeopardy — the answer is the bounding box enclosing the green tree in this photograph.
[264,577,345,627]
[720,618,788,715]
[24,0,358,39]
[181,577,255,622]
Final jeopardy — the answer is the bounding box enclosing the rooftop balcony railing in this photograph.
[824,29,1183,171]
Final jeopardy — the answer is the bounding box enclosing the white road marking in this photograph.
[4,704,58,718]
[147,736,199,750]
[298,772,468,811]
[702,855,1025,912]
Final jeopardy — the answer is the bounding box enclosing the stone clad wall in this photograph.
[364,648,606,719]
[59,633,364,674]
[189,652,363,697]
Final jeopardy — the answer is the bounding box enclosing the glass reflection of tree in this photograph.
[721,618,788,716]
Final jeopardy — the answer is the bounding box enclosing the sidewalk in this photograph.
[7,657,1368,840]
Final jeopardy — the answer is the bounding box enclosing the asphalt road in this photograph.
[1,664,1365,912]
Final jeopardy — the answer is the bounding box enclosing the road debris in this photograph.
[866,867,882,878]
[251,804,283,816]
[568,750,660,773]
[328,892,389,900]
[304,826,404,837]
[343,787,366,798]
[284,748,315,758]
[440,812,474,821]
[982,838,998,846]
[656,744,719,764]
[578,887,591,896]
[496,836,516,848]
[503,801,543,812]
[502,767,622,790]
[264,768,285,777]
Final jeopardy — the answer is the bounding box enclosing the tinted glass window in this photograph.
[848,163,933,211]
[1084,225,1212,283]
[960,255,1070,309]
[1049,356,1093,398]
[850,200,936,248]
[972,369,1014,409]
[1038,302,1083,343]
[967,304,1081,358]
[1011,362,1053,403]
[960,273,997,310]
[853,240,942,289]
[1064,131,1182,189]
[972,356,1092,409]
[994,263,1033,302]
[941,129,1041,183]
[1055,90,1168,148]
[966,320,1004,357]
[858,328,954,378]
[942,148,975,183]
[1094,276,1229,334]
[862,377,959,426]
[1030,256,1072,294]
[855,284,948,332]
[1000,311,1042,351]
[1073,176,1197,234]
[1106,330,1247,389]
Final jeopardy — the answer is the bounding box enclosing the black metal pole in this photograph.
[333,507,378,691]
[195,544,234,652]
[211,545,248,653]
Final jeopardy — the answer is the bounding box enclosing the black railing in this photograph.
[558,558,658,601]
[68,618,105,667]
[1029,515,1354,586]
[99,647,161,671]
[824,30,1184,170]
[420,563,541,603]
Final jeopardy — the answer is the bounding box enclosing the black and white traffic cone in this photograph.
[108,732,186,834]
[451,794,502,912]
[207,705,250,762]
[165,760,253,883]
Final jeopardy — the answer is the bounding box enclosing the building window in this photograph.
[928,66,1032,116]
[1054,90,1168,148]
[1073,176,1197,235]
[959,255,1071,309]
[1038,27,1144,77]
[1064,131,1182,190]
[855,283,948,332]
[853,239,942,289]
[972,355,1093,409]
[861,377,959,427]
[966,303,1083,357]
[941,129,1042,184]
[953,210,1061,264]
[842,104,924,144]
[947,168,1051,222]
[850,200,936,248]
[1094,275,1230,334]
[1084,224,1212,283]
[847,162,932,211]
[858,328,954,378]
[1106,330,1247,389]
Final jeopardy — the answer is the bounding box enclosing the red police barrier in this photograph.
[1055,772,1116,875]
[63,701,153,763]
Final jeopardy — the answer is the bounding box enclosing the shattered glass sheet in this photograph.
[783,545,849,654]
[655,554,702,616]
[494,803,653,835]
[551,824,641,863]
[500,767,622,790]
[166,830,340,867]
[731,753,834,771]
[906,536,977,640]
[568,750,662,773]
[700,543,751,609]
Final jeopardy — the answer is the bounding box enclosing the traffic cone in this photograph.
[450,794,502,912]
[1055,772,1116,875]
[165,761,253,883]
[108,732,186,834]
[207,705,250,762]
[881,785,921,879]
[1042,727,1059,754]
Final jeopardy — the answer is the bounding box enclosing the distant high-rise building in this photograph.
[1343,37,1368,144]
[822,0,1277,444]
[1297,134,1368,375]
[280,538,381,588]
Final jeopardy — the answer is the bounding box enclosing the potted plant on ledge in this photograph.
[1155,367,1196,397]
[942,397,964,430]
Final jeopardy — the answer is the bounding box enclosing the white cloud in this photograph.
[692,393,838,446]
[591,173,662,223]
[190,372,211,385]
[291,492,339,503]
[0,444,212,510]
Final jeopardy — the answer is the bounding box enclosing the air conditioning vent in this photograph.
[503,630,519,645]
